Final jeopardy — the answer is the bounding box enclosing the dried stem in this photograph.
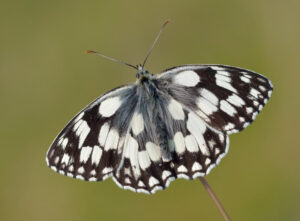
[199,177,231,221]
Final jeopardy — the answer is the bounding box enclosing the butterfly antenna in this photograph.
[142,19,171,69]
[85,50,137,70]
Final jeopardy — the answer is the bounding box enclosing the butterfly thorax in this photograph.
[135,65,158,98]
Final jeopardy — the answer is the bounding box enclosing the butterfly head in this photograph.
[136,65,154,84]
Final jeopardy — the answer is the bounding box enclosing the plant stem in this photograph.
[199,177,231,221]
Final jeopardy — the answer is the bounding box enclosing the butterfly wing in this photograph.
[112,84,229,194]
[46,85,138,181]
[156,65,273,134]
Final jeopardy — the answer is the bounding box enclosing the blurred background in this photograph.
[1,0,299,220]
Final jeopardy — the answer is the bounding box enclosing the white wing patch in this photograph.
[173,70,200,87]
[145,142,161,162]
[138,151,151,170]
[104,129,119,151]
[91,145,102,166]
[131,113,144,135]
[80,146,93,163]
[168,99,185,120]
[227,94,245,107]
[216,80,238,93]
[174,132,186,154]
[186,112,209,155]
[61,138,68,150]
[184,135,199,152]
[128,136,141,179]
[73,120,91,149]
[199,88,219,105]
[196,97,218,116]
[98,123,110,146]
[99,96,122,117]
[220,100,237,117]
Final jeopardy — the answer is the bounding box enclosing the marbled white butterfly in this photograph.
[46,21,273,194]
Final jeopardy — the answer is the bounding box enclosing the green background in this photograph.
[1,0,299,220]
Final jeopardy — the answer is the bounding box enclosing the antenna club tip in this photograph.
[166,19,171,23]
[85,50,95,54]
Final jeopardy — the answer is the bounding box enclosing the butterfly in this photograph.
[46,21,273,194]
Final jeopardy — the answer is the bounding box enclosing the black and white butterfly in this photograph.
[46,22,273,194]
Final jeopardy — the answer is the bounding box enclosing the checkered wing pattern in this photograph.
[46,64,273,194]
[156,65,273,134]
[46,85,136,182]
[111,86,229,193]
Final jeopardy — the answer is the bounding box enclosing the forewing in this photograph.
[156,65,273,134]
[46,85,138,182]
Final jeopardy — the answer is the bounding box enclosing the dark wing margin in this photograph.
[156,64,273,134]
[46,85,137,182]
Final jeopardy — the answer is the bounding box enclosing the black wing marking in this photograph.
[156,65,273,134]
